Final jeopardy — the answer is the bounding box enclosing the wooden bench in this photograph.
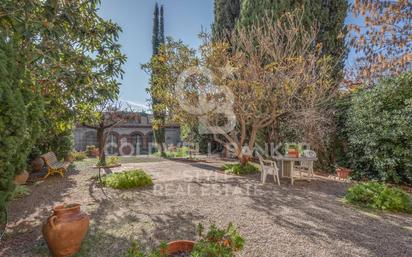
[40,152,71,179]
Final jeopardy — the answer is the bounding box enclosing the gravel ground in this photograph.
[1,157,411,257]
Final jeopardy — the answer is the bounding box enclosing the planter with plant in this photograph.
[86,145,99,158]
[286,143,299,158]
[125,223,244,257]
[336,167,352,179]
[15,170,29,185]
[43,203,90,257]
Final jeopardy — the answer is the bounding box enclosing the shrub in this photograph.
[97,156,120,167]
[153,146,190,158]
[222,163,259,175]
[0,38,42,215]
[86,145,97,156]
[101,170,153,189]
[71,151,87,161]
[346,72,412,183]
[11,185,31,200]
[192,223,244,257]
[345,182,412,213]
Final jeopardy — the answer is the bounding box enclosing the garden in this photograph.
[1,1,412,257]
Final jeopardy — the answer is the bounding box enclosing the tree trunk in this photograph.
[97,127,106,165]
[240,154,250,166]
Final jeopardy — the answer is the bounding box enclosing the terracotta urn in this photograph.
[32,157,44,172]
[15,170,29,185]
[42,204,90,257]
[162,240,195,255]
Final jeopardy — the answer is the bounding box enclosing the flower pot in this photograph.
[32,157,44,172]
[287,149,299,158]
[15,170,29,185]
[42,204,90,257]
[162,240,195,255]
[91,148,100,158]
[336,167,352,179]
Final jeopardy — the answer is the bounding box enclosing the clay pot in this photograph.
[42,204,90,257]
[287,149,299,158]
[32,157,44,172]
[91,148,100,158]
[15,170,29,185]
[163,240,195,255]
[336,167,352,179]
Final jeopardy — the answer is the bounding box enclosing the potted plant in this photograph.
[336,167,352,179]
[42,203,90,257]
[15,170,29,185]
[286,143,299,158]
[30,148,44,173]
[86,145,99,158]
[126,223,244,257]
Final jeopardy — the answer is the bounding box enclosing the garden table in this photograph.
[273,156,317,185]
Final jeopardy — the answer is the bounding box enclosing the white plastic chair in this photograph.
[256,152,280,185]
[295,150,316,177]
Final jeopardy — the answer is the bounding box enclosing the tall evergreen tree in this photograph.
[150,3,166,154]
[159,5,165,45]
[152,3,160,55]
[212,0,241,41]
[239,0,348,80]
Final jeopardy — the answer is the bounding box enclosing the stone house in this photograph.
[74,114,180,155]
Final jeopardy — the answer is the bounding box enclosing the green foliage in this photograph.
[72,151,87,161]
[346,72,412,183]
[238,0,348,78]
[191,223,244,257]
[222,163,259,175]
[345,182,412,213]
[34,129,74,161]
[154,146,190,158]
[86,145,97,157]
[125,223,244,257]
[125,241,167,257]
[0,36,42,214]
[97,156,120,167]
[212,0,241,41]
[11,185,31,200]
[101,170,153,190]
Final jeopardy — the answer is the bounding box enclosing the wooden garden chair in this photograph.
[40,152,71,179]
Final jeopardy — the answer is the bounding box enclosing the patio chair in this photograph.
[256,152,280,185]
[294,150,316,177]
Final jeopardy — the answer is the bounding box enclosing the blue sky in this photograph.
[98,0,214,110]
[98,0,359,110]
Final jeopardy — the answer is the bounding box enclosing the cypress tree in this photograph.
[152,3,160,55]
[150,3,166,154]
[239,0,348,82]
[212,0,241,41]
[159,5,165,45]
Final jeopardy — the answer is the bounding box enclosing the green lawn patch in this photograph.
[345,182,412,213]
[101,169,153,190]
[222,163,260,175]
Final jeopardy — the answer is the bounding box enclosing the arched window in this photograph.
[106,133,118,155]
[131,133,143,155]
[84,131,97,150]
